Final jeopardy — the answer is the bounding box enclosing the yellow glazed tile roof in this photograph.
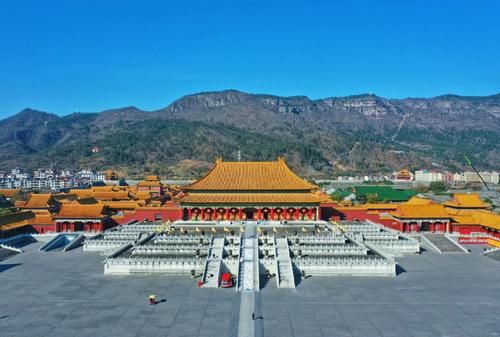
[364,203,399,210]
[92,191,130,200]
[103,201,141,210]
[18,194,54,209]
[0,189,19,198]
[448,209,500,230]
[405,196,435,205]
[391,204,451,219]
[69,189,95,198]
[443,193,489,209]
[133,191,152,200]
[137,181,162,187]
[185,158,316,191]
[91,186,115,192]
[0,220,32,231]
[0,211,35,231]
[180,193,326,204]
[30,210,54,225]
[55,203,105,219]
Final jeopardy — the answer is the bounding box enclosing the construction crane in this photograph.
[464,155,490,191]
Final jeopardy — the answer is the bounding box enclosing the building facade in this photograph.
[179,158,330,221]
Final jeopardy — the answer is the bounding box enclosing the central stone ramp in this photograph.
[202,235,225,287]
[237,223,259,292]
[422,233,465,253]
[275,237,295,288]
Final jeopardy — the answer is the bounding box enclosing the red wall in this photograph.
[31,224,56,234]
[451,224,484,235]
[377,219,403,231]
[331,208,369,221]
[118,208,183,224]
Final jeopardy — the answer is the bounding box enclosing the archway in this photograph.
[216,208,227,220]
[311,208,317,220]
[203,208,214,220]
[73,221,84,232]
[182,208,190,221]
[61,221,71,232]
[421,222,430,232]
[434,222,444,232]
[191,208,201,220]
[274,207,284,220]
[85,221,95,232]
[261,207,271,220]
[243,208,257,220]
[299,207,309,220]
[286,207,297,220]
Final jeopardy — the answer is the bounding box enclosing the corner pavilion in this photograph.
[179,158,330,221]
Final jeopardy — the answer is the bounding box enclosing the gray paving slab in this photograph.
[0,242,239,337]
[1,240,500,337]
[258,249,500,337]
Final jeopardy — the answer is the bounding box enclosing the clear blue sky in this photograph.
[1,0,499,118]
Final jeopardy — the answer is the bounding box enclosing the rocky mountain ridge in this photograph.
[0,90,498,178]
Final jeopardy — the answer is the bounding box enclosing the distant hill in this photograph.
[0,90,499,179]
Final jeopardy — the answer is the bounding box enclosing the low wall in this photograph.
[294,260,396,277]
[104,258,205,275]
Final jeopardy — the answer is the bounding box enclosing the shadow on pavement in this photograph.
[0,263,22,273]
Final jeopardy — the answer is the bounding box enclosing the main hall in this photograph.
[179,157,331,221]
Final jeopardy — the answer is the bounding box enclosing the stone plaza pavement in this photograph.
[260,250,500,337]
[1,242,500,337]
[0,242,240,337]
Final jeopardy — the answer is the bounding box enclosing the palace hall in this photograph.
[179,157,330,221]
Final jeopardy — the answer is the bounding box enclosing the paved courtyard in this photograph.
[0,242,240,337]
[1,242,500,337]
[260,250,500,337]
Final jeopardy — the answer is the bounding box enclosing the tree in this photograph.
[355,194,367,204]
[429,181,448,193]
[366,193,379,203]
[483,198,495,209]
[330,194,344,202]
[414,185,429,193]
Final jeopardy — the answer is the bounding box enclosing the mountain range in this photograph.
[1,90,499,179]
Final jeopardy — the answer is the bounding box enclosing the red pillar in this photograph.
[238,208,242,220]
[308,208,313,220]
[295,209,300,220]
[257,208,262,220]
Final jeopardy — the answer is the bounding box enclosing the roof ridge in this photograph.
[185,159,316,191]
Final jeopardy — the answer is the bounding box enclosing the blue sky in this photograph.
[0,0,499,118]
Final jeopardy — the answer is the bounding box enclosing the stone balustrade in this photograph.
[105,256,205,275]
[132,247,209,256]
[291,246,368,256]
[289,235,345,244]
